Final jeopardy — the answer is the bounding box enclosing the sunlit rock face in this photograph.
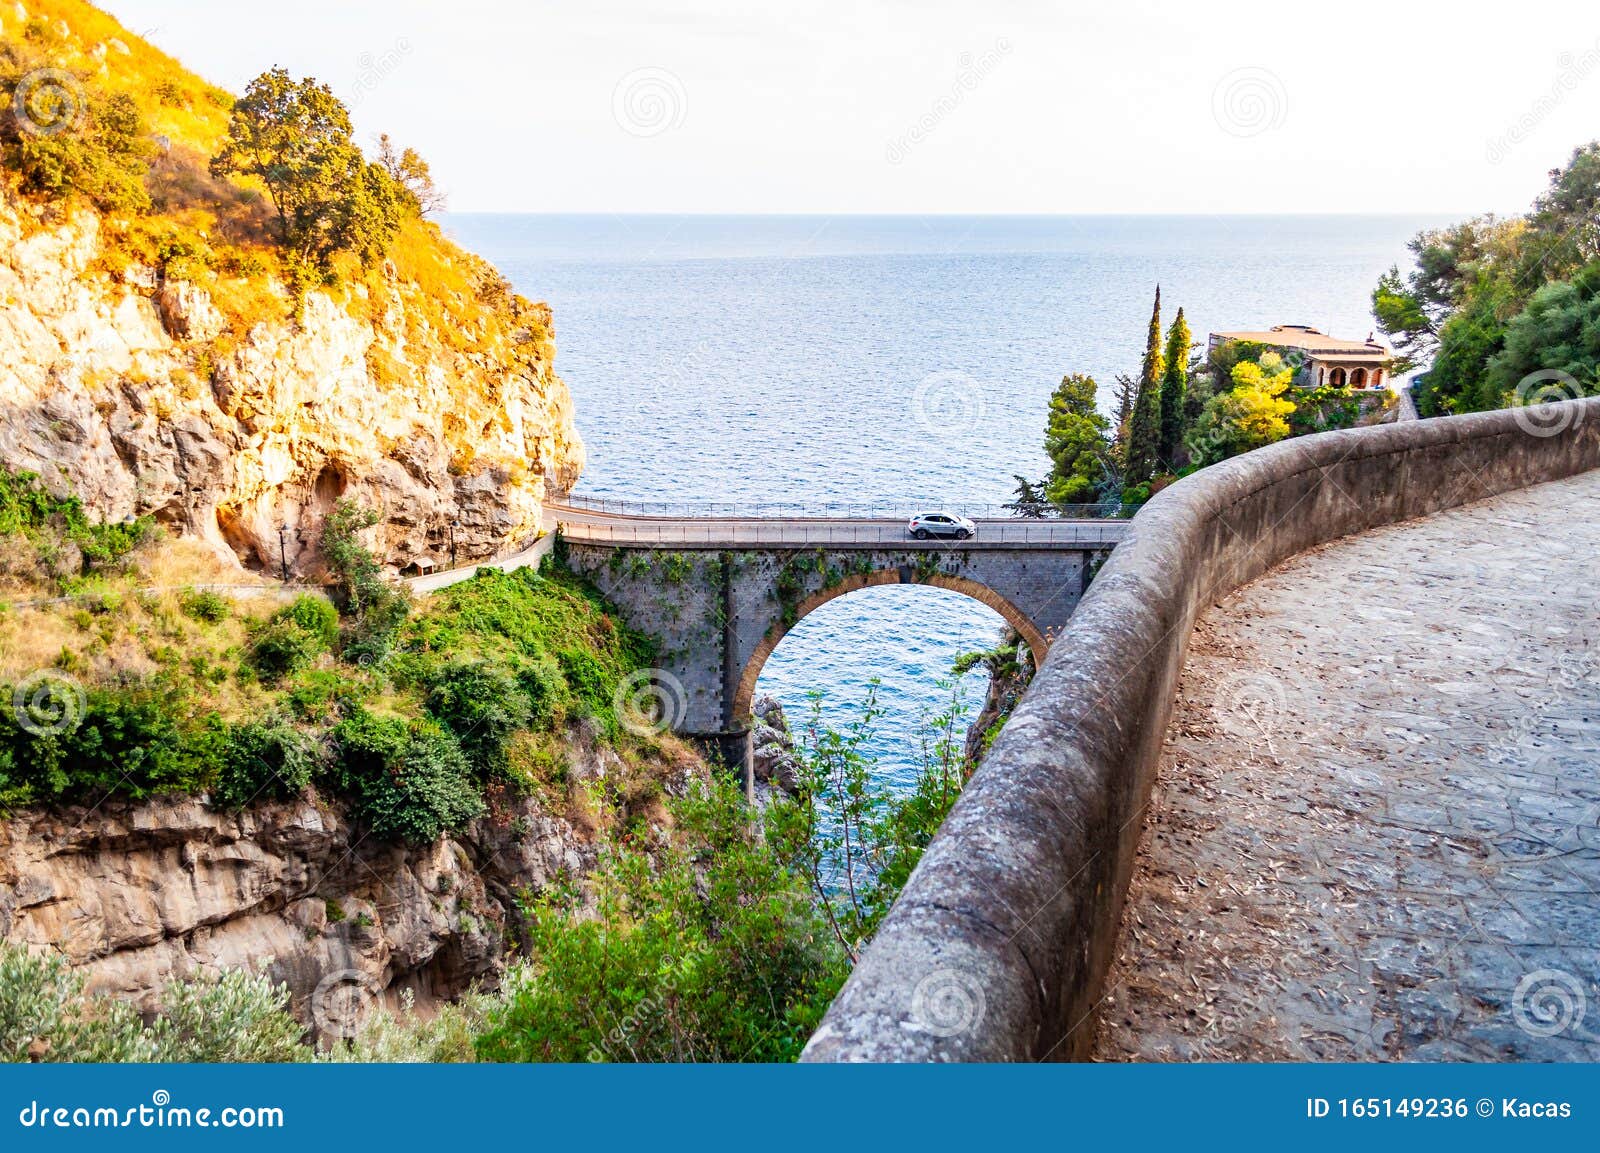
[0,191,584,578]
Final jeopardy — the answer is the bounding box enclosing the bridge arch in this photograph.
[730,568,1048,724]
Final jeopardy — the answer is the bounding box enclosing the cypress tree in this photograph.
[1158,306,1192,465]
[1124,285,1164,486]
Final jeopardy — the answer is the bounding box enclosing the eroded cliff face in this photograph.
[0,722,681,1029]
[0,189,584,577]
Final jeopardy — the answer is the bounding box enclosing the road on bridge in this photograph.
[547,503,1130,548]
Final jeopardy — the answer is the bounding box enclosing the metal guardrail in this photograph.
[553,519,1129,547]
[550,493,1117,521]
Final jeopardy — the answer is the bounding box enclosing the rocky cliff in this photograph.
[0,188,584,577]
[0,720,691,1032]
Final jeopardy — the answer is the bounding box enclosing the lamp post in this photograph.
[449,519,459,570]
[277,523,289,583]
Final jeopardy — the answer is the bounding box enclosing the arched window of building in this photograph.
[1351,368,1368,388]
[1330,367,1346,387]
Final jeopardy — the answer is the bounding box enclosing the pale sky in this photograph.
[108,0,1600,215]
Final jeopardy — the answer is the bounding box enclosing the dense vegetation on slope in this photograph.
[0,467,671,833]
[1373,142,1600,415]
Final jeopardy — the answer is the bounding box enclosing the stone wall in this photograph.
[801,398,1600,1062]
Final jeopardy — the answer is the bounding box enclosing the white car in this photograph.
[907,512,976,540]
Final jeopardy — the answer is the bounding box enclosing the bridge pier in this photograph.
[692,728,754,803]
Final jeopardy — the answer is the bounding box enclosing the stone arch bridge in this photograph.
[548,499,1128,780]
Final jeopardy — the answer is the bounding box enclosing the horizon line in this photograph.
[442,208,1470,220]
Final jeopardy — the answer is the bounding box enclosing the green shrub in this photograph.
[339,587,410,667]
[0,945,308,1063]
[0,682,222,806]
[1,49,154,215]
[248,618,323,682]
[325,986,490,1063]
[179,588,232,623]
[0,467,155,577]
[275,594,340,648]
[248,596,338,682]
[474,778,845,1063]
[286,668,367,722]
[556,647,610,719]
[403,567,653,722]
[214,720,318,809]
[332,710,483,843]
[423,659,530,777]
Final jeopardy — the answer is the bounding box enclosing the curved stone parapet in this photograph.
[801,398,1600,1062]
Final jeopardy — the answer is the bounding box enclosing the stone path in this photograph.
[1094,470,1600,1061]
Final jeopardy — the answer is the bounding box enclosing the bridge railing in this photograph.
[550,493,1116,521]
[553,519,1128,546]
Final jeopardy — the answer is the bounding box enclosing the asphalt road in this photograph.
[545,506,1130,548]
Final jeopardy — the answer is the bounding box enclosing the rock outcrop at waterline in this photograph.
[0,189,584,577]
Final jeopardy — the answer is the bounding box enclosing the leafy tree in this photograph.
[1484,260,1600,401]
[1042,373,1111,506]
[1124,286,1164,486]
[210,68,399,268]
[1521,143,1600,285]
[1371,216,1522,363]
[1158,307,1191,465]
[1188,351,1296,465]
[1417,277,1520,415]
[376,133,445,216]
[1004,475,1054,518]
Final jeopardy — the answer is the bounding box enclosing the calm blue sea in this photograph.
[446,214,1440,788]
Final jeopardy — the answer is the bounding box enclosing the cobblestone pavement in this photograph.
[1094,471,1600,1061]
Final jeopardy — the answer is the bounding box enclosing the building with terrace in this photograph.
[1208,324,1393,390]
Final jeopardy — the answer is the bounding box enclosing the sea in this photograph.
[445,214,1443,790]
